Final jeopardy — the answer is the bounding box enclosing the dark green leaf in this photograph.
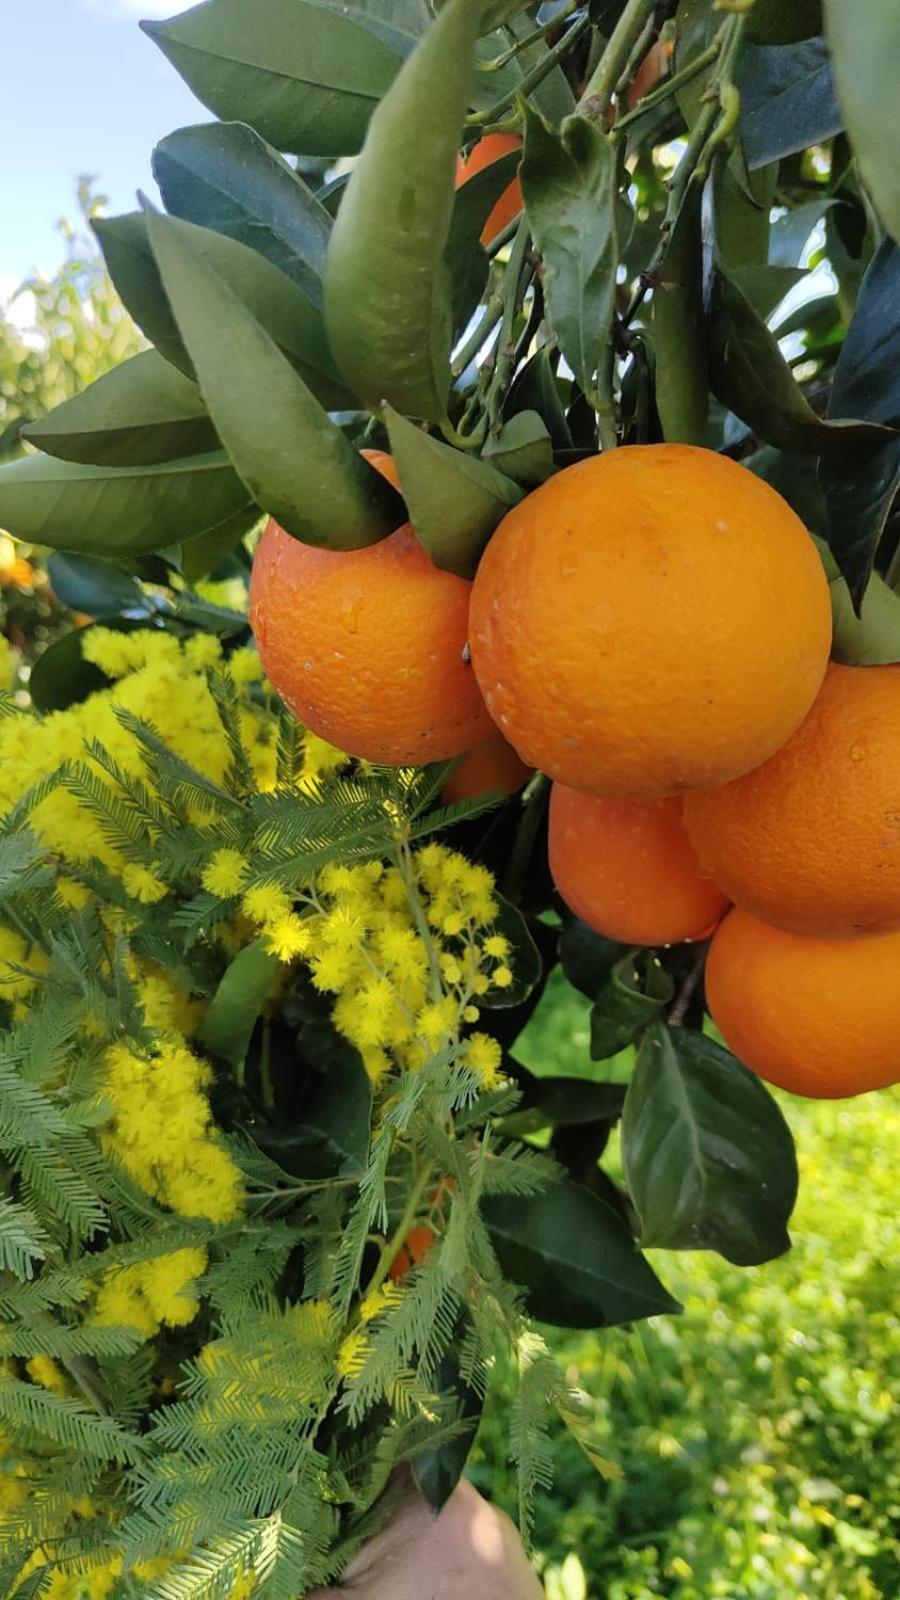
[0,450,255,557]
[745,0,822,45]
[557,919,621,1000]
[728,264,806,322]
[141,0,403,157]
[707,266,893,454]
[712,159,775,271]
[412,1349,483,1511]
[478,895,542,1010]
[672,0,719,128]
[180,510,258,585]
[324,0,483,421]
[92,211,352,410]
[383,406,522,576]
[317,0,429,59]
[261,1050,373,1179]
[152,122,331,301]
[521,108,618,407]
[200,940,281,1071]
[507,346,572,449]
[769,198,834,268]
[22,350,217,468]
[745,446,827,536]
[821,239,900,598]
[590,953,673,1061]
[28,628,110,713]
[144,209,404,550]
[484,1179,680,1329]
[46,555,151,620]
[471,16,574,126]
[737,38,842,170]
[825,0,900,241]
[622,1025,798,1266]
[482,411,554,485]
[503,1069,626,1135]
[445,149,521,334]
[652,187,708,446]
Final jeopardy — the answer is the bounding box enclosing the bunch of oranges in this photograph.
[250,439,900,1103]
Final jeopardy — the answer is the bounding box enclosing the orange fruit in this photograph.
[626,39,674,108]
[684,664,900,937]
[442,730,531,804]
[455,132,523,246]
[388,1223,436,1282]
[469,445,831,798]
[360,447,400,490]
[706,908,900,1098]
[249,454,492,766]
[549,784,729,946]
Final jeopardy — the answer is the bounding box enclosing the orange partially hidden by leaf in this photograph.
[549,785,729,946]
[360,447,401,491]
[388,1223,436,1282]
[706,908,900,1099]
[443,730,532,804]
[249,448,492,765]
[626,39,674,109]
[455,132,524,245]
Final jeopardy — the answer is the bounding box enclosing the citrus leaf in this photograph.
[141,0,403,158]
[471,16,574,126]
[825,0,900,242]
[768,198,835,267]
[412,1348,483,1511]
[622,1025,798,1266]
[259,1050,373,1179]
[28,628,110,714]
[482,411,554,485]
[830,573,900,665]
[652,186,708,446]
[317,0,429,59]
[557,918,622,1000]
[383,405,521,575]
[0,450,255,557]
[728,264,806,322]
[145,209,404,550]
[92,211,352,410]
[737,37,842,170]
[324,0,484,421]
[446,148,521,335]
[820,239,900,600]
[476,894,541,1010]
[200,940,281,1071]
[46,555,151,620]
[707,265,894,454]
[483,1179,680,1329]
[521,107,618,407]
[22,350,217,468]
[589,953,673,1061]
[152,122,332,301]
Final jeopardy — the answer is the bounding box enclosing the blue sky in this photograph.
[5,0,211,286]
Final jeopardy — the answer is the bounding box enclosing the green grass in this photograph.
[471,972,900,1599]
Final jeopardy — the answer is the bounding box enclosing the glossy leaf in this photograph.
[477,895,542,1010]
[769,198,834,268]
[728,264,806,322]
[503,1070,626,1136]
[707,266,892,455]
[317,0,429,58]
[446,149,521,334]
[324,0,483,421]
[738,38,842,169]
[825,0,900,242]
[412,1349,483,1511]
[521,107,618,407]
[745,446,827,537]
[261,1051,373,1179]
[384,405,521,576]
[590,954,673,1062]
[471,15,574,127]
[820,239,900,598]
[0,450,254,558]
[93,211,352,410]
[145,209,404,550]
[652,187,708,446]
[200,940,282,1070]
[482,411,554,485]
[557,919,621,1000]
[622,1025,798,1266]
[712,159,776,272]
[180,511,258,585]
[484,1179,680,1329]
[507,346,572,449]
[152,122,331,301]
[141,0,403,157]
[29,628,110,714]
[46,555,151,620]
[745,0,822,44]
[22,350,217,467]
[672,0,718,128]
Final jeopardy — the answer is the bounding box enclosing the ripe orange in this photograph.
[249,454,492,765]
[455,133,523,246]
[549,784,729,946]
[626,39,674,109]
[685,664,900,937]
[442,730,531,804]
[469,445,831,799]
[388,1223,436,1282]
[359,447,400,490]
[706,908,900,1098]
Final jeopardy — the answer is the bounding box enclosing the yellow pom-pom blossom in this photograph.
[92,1249,209,1339]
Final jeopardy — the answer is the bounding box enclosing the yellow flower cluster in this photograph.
[264,845,513,1089]
[103,1041,243,1224]
[91,1247,209,1339]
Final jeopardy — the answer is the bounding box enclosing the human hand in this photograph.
[308,1477,543,1599]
